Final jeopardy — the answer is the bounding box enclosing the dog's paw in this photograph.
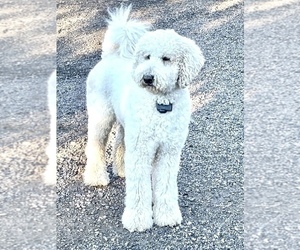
[122,207,153,232]
[118,168,125,178]
[83,167,110,186]
[112,163,125,178]
[43,164,56,185]
[153,204,182,227]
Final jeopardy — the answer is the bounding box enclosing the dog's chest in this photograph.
[128,100,190,143]
[118,87,191,143]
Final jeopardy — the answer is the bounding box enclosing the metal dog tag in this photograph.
[156,103,173,113]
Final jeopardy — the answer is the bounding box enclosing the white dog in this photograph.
[43,70,56,185]
[84,6,205,232]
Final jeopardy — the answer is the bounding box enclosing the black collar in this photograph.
[156,102,172,113]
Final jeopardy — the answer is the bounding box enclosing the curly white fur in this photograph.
[84,5,205,232]
[43,70,56,185]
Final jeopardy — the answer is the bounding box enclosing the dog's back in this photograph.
[101,5,150,59]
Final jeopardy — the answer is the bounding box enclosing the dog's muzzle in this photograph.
[142,74,154,87]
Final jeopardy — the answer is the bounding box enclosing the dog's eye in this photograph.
[162,56,171,62]
[145,55,150,60]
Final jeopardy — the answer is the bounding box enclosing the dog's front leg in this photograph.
[122,138,154,232]
[152,146,183,227]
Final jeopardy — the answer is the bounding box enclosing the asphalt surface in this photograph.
[57,0,243,249]
[244,0,300,249]
[0,0,56,249]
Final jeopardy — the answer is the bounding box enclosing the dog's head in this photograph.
[133,29,205,94]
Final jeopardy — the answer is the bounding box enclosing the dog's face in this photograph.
[133,29,205,94]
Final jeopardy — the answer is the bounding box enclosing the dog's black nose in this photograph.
[143,75,154,86]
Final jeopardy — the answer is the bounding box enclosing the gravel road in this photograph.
[57,0,243,249]
[244,0,300,249]
[2,0,299,249]
[0,0,56,249]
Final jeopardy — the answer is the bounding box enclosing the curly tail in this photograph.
[101,5,150,59]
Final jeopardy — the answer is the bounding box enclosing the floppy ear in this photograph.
[177,37,205,88]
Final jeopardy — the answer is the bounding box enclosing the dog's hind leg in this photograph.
[84,106,115,186]
[43,70,56,185]
[112,124,125,178]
